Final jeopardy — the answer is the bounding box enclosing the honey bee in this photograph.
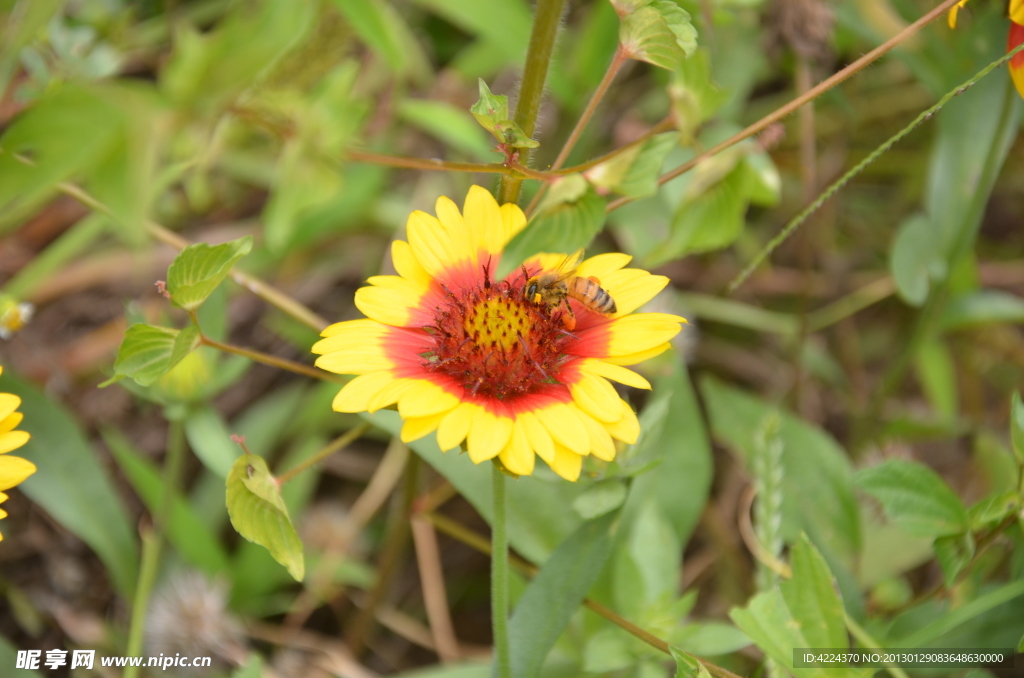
[523,249,616,330]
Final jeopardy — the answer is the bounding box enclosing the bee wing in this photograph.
[552,248,585,282]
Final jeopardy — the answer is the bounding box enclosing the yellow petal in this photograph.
[1012,0,1024,25]
[517,411,554,463]
[499,421,534,476]
[602,342,672,366]
[391,239,433,289]
[401,411,447,443]
[354,285,417,327]
[434,195,475,263]
[948,0,969,28]
[407,210,453,276]
[366,378,418,412]
[315,347,393,375]
[579,359,651,390]
[499,202,527,244]
[0,507,7,519]
[534,402,589,455]
[548,443,582,482]
[467,408,512,463]
[0,431,29,455]
[437,402,475,452]
[0,412,24,435]
[463,186,506,255]
[319,318,388,338]
[605,401,640,444]
[398,380,461,418]
[312,323,389,354]
[576,409,616,462]
[0,394,21,423]
[0,455,36,490]
[570,373,623,423]
[0,492,8,503]
[576,252,632,279]
[331,372,394,413]
[603,271,670,316]
[606,313,685,356]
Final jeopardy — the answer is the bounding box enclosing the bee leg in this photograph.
[560,302,577,331]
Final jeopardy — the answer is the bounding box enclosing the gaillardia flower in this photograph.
[313,186,684,481]
[0,366,35,540]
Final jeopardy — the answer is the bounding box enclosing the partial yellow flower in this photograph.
[313,186,685,481]
[0,366,35,541]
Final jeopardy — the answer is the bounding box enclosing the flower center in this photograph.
[423,273,573,402]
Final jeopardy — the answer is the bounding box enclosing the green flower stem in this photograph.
[497,0,567,205]
[124,421,186,678]
[198,334,344,383]
[491,464,512,678]
[276,422,371,484]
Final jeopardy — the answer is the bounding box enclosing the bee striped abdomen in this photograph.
[568,277,617,315]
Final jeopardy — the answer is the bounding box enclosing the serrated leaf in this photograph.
[498,184,606,277]
[934,532,975,587]
[112,324,201,387]
[508,512,617,678]
[856,459,968,538]
[470,78,509,136]
[166,236,253,311]
[619,0,696,71]
[586,132,678,198]
[226,455,305,581]
[780,535,847,650]
[1011,392,1024,463]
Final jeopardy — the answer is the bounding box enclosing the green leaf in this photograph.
[498,180,606,277]
[409,0,532,64]
[660,162,747,263]
[390,662,490,678]
[940,290,1024,329]
[494,119,539,149]
[1011,392,1024,463]
[470,78,510,137]
[184,406,239,478]
[967,492,1020,531]
[166,236,253,311]
[0,633,42,677]
[161,0,315,114]
[231,653,263,678]
[508,512,618,678]
[855,459,968,538]
[898,578,1024,647]
[0,85,122,232]
[585,132,678,198]
[670,647,712,678]
[780,534,848,650]
[619,0,696,70]
[672,623,751,656]
[399,98,495,160]
[104,429,230,576]
[622,500,680,605]
[669,49,726,145]
[0,0,62,97]
[4,372,138,598]
[700,375,861,564]
[364,410,585,564]
[572,479,628,519]
[111,324,201,387]
[622,360,712,544]
[329,0,429,81]
[891,213,945,307]
[226,455,305,581]
[934,532,975,587]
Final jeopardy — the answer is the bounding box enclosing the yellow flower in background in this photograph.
[948,0,1024,99]
[0,366,35,540]
[313,186,684,481]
